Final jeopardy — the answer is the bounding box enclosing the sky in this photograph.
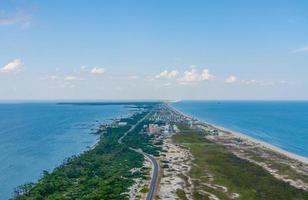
[0,0,308,100]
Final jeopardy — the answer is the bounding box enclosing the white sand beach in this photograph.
[170,105,308,165]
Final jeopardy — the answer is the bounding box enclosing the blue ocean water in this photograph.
[0,103,131,200]
[173,101,308,158]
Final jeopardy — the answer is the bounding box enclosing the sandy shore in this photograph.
[169,105,308,165]
[211,123,308,164]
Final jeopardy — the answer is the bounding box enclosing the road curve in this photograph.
[144,153,159,200]
[118,110,159,200]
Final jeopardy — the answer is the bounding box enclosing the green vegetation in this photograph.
[173,124,308,200]
[13,103,158,200]
[140,187,149,193]
[162,164,169,169]
[176,189,188,200]
[249,153,308,184]
[122,118,161,156]
[272,162,308,183]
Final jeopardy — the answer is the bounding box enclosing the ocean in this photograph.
[2,101,308,199]
[0,103,132,200]
[172,101,308,158]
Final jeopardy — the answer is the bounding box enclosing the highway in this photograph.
[144,153,159,200]
[118,110,152,144]
[118,110,159,200]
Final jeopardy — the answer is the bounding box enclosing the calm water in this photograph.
[0,103,131,199]
[173,101,308,158]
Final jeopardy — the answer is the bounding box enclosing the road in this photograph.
[118,110,152,144]
[144,153,159,200]
[118,110,159,200]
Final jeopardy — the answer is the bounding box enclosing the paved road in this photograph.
[144,153,159,200]
[117,110,159,200]
[118,110,152,144]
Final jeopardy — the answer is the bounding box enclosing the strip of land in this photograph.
[172,105,308,164]
[13,102,160,200]
[118,108,159,200]
[168,105,308,191]
[12,102,308,200]
[159,104,308,199]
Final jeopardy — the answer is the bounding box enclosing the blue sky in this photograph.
[0,0,308,100]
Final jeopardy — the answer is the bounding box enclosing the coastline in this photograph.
[169,104,308,165]
[13,103,157,199]
[211,123,308,164]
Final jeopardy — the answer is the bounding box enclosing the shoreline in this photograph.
[168,104,308,165]
[12,103,157,199]
[210,123,308,164]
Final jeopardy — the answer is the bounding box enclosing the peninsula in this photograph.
[14,102,308,200]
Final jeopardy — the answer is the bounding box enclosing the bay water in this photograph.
[0,103,131,199]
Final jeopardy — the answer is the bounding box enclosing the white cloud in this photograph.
[90,67,105,75]
[156,70,179,78]
[291,46,308,54]
[0,59,22,73]
[42,75,85,82]
[201,69,215,80]
[225,75,237,83]
[156,70,168,78]
[64,76,77,81]
[178,67,215,84]
[168,70,179,78]
[179,68,198,82]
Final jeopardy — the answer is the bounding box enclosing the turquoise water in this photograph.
[173,101,308,158]
[0,103,131,199]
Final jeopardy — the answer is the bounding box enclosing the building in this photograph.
[118,122,127,126]
[149,124,159,134]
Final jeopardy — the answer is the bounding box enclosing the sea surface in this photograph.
[0,103,132,199]
[173,101,308,158]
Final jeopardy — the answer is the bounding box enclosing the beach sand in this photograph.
[212,123,308,164]
[170,105,308,165]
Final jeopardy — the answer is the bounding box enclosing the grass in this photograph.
[172,124,308,200]
[262,157,308,184]
[242,147,308,184]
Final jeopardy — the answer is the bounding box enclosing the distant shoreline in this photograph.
[168,104,308,164]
